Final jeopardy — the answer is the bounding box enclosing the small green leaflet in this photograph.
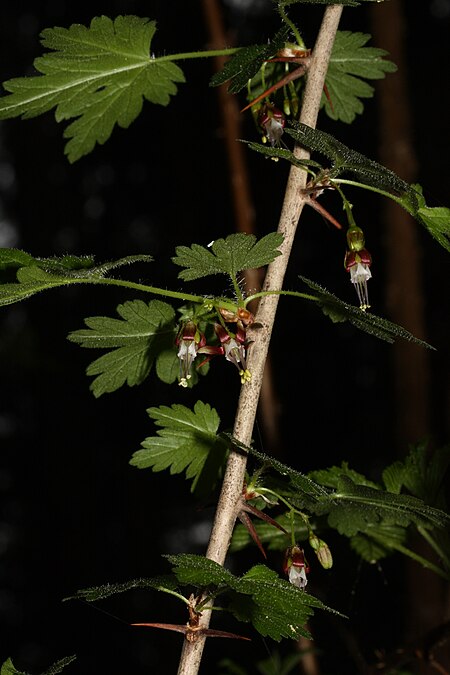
[166,555,339,642]
[0,249,153,306]
[324,32,397,123]
[68,299,176,397]
[210,26,291,94]
[0,16,185,162]
[172,233,284,282]
[131,401,228,494]
[66,575,179,602]
[299,276,435,348]
[1,657,76,675]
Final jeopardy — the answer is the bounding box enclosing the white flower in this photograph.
[288,565,308,590]
[350,261,372,310]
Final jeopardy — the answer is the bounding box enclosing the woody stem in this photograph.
[176,5,344,674]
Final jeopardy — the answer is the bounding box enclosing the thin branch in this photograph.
[176,6,344,674]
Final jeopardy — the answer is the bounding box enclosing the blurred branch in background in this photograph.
[370,0,449,662]
[201,0,282,455]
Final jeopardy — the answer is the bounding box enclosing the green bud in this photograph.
[346,226,366,252]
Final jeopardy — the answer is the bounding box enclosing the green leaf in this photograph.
[131,401,228,494]
[299,276,435,349]
[210,26,291,94]
[66,576,178,602]
[0,250,153,306]
[271,126,450,251]
[0,16,185,162]
[166,553,237,587]
[350,523,407,563]
[1,661,28,675]
[172,233,283,282]
[286,123,412,198]
[166,555,338,642]
[313,475,450,536]
[407,184,450,252]
[1,657,76,675]
[68,299,176,397]
[382,443,450,504]
[39,658,77,675]
[324,32,397,123]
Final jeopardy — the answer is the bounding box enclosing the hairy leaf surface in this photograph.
[0,16,185,161]
[66,576,178,602]
[1,657,76,675]
[0,250,153,306]
[210,26,291,94]
[299,277,435,348]
[166,555,337,642]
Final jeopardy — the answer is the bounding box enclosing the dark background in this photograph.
[0,1,449,673]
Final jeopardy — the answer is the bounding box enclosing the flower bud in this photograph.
[308,532,333,569]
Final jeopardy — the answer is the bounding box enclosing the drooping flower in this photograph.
[344,226,372,310]
[258,103,286,147]
[175,321,206,387]
[283,545,310,590]
[214,321,252,384]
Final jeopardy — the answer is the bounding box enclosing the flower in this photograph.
[214,321,252,384]
[175,321,206,387]
[344,226,372,310]
[258,104,286,147]
[283,545,310,590]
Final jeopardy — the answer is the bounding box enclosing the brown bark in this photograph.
[369,0,447,650]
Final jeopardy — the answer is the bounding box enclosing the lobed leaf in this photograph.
[68,299,176,397]
[324,32,397,123]
[166,555,338,642]
[172,232,283,282]
[0,16,185,162]
[131,401,228,494]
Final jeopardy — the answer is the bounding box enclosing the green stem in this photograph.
[332,178,406,208]
[418,525,450,570]
[244,289,319,306]
[332,182,357,229]
[277,2,305,48]
[369,533,449,580]
[85,277,205,303]
[156,48,240,64]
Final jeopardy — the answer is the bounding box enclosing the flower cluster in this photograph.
[344,225,372,310]
[175,309,253,387]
